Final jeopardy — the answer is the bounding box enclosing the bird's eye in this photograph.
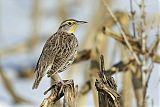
[68,22,72,25]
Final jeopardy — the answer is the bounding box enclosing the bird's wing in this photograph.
[35,33,60,75]
[48,32,78,76]
[32,33,60,89]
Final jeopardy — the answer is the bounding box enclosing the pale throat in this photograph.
[67,25,78,33]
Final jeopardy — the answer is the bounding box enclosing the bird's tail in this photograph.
[32,76,42,89]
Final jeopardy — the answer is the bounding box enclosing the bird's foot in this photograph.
[47,71,53,77]
[57,80,65,96]
[44,80,73,96]
[57,80,74,95]
[43,80,65,95]
[44,81,59,95]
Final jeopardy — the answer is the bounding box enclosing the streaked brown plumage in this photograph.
[32,19,87,89]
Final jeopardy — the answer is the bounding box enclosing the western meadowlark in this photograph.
[32,19,87,89]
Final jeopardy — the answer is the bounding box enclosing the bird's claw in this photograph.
[57,81,65,96]
[43,81,65,95]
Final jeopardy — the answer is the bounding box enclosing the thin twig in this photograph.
[102,0,141,65]
[129,0,136,37]
[104,28,160,63]
[139,1,147,107]
[0,67,32,104]
[142,63,154,107]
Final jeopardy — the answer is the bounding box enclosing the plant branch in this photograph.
[102,0,141,65]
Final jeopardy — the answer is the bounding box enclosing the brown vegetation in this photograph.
[0,0,159,107]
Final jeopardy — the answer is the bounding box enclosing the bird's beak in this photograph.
[76,20,88,24]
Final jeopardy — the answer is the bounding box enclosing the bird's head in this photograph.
[58,19,87,33]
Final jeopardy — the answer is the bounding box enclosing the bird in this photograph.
[32,19,87,89]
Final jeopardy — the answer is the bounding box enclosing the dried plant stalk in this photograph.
[63,81,78,107]
[0,66,31,104]
[95,55,120,107]
[40,78,78,107]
